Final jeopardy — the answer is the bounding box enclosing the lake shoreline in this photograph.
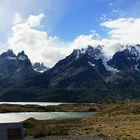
[0,112,96,123]
[0,103,97,113]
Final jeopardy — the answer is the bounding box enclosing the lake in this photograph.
[0,112,96,123]
[0,102,63,106]
[0,102,96,123]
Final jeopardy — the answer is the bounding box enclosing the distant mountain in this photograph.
[107,46,140,70]
[0,46,112,102]
[106,45,140,99]
[32,62,49,73]
[0,49,36,84]
[0,45,140,102]
[44,45,110,88]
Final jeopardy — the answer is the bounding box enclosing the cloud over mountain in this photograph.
[101,18,140,44]
[7,13,140,67]
[8,13,69,67]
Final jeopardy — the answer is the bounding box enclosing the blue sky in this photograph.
[1,0,140,41]
[0,0,140,66]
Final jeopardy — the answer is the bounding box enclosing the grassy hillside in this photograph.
[24,100,140,140]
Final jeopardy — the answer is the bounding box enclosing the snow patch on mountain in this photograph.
[88,61,95,67]
[18,55,27,60]
[33,62,48,73]
[6,56,17,60]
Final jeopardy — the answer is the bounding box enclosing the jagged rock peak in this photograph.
[0,50,29,61]
[71,49,81,59]
[107,45,140,70]
[85,45,103,58]
[33,62,48,73]
[17,51,28,60]
[70,45,103,60]
[0,49,16,58]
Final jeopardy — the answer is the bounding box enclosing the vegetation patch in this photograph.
[23,100,140,140]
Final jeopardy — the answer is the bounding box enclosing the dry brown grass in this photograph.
[23,100,140,140]
[0,103,97,113]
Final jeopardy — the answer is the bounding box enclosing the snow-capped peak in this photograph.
[72,49,81,59]
[32,62,48,73]
[88,61,95,67]
[18,55,27,60]
[85,45,103,60]
[0,49,16,58]
[71,45,103,60]
[17,51,28,60]
[107,45,140,71]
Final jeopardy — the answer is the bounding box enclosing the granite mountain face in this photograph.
[44,46,110,89]
[0,49,36,84]
[32,62,49,73]
[0,45,140,102]
[107,46,140,71]
[107,45,140,99]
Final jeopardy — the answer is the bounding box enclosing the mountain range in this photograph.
[0,45,140,102]
[33,62,49,73]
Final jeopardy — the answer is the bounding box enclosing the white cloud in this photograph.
[0,0,67,48]
[13,13,23,25]
[71,33,99,49]
[100,14,111,21]
[8,13,70,67]
[26,13,45,27]
[112,8,120,13]
[70,35,124,58]
[101,18,140,44]
[71,18,140,59]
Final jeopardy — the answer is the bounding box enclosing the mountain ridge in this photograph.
[0,45,140,102]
